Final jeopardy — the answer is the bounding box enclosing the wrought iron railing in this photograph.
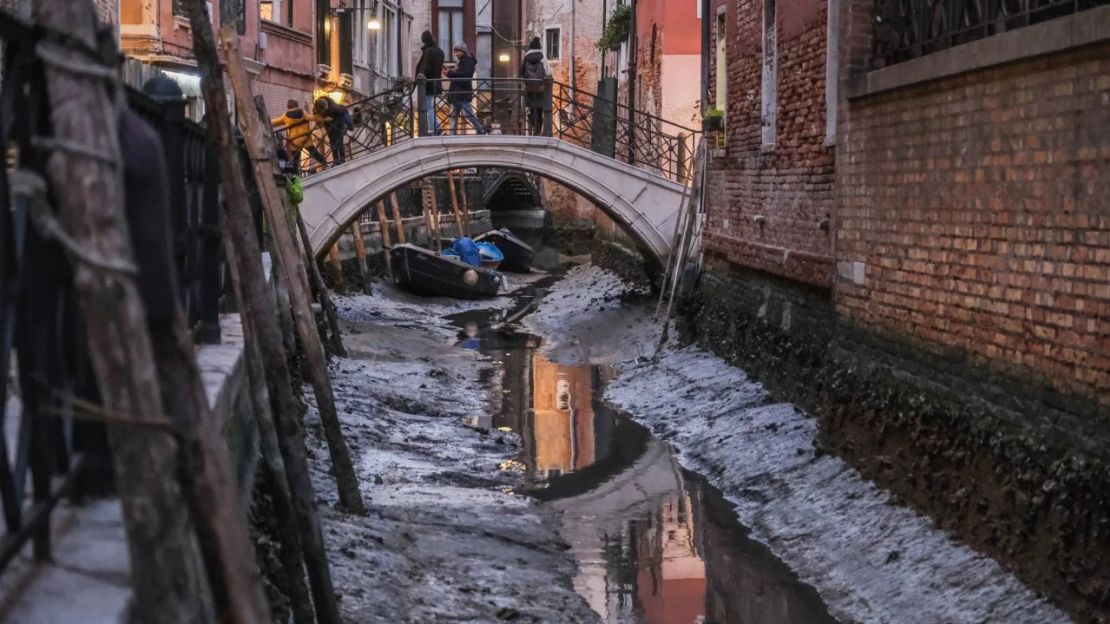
[128,88,226,344]
[274,77,699,186]
[873,0,1110,66]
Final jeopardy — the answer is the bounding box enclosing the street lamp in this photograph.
[498,52,511,63]
[333,4,381,30]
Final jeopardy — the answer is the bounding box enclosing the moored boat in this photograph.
[474,228,535,273]
[390,243,503,299]
[476,241,504,270]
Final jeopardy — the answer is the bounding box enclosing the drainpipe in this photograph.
[569,0,576,103]
[626,0,637,166]
[600,0,607,78]
[700,0,710,111]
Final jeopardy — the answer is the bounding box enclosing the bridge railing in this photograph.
[274,77,699,185]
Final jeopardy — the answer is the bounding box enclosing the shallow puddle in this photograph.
[447,304,837,624]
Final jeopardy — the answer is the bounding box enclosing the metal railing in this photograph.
[128,88,226,344]
[872,0,1110,66]
[275,77,699,185]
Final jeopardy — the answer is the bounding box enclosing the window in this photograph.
[761,0,777,146]
[544,27,561,61]
[260,0,292,26]
[221,0,245,34]
[436,0,464,55]
[378,5,399,76]
[353,0,369,64]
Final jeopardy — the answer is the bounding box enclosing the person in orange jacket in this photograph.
[271,99,325,173]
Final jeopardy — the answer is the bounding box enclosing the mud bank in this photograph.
[679,266,1110,623]
[288,283,598,623]
[528,265,1072,624]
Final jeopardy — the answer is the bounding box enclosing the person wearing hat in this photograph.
[521,37,549,136]
[445,42,486,135]
[414,30,445,135]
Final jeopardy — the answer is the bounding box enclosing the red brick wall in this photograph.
[835,43,1110,405]
[704,0,835,288]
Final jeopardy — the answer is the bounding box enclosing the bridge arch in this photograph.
[299,136,686,268]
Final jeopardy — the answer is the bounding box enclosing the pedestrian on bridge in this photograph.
[446,42,486,135]
[521,37,549,136]
[271,99,326,174]
[313,96,353,166]
[415,30,445,135]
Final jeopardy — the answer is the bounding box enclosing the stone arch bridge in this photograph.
[290,79,699,268]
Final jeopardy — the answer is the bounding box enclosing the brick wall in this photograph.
[835,42,1110,406]
[704,0,835,288]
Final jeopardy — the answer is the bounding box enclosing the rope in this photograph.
[31,136,118,166]
[10,169,139,276]
[35,42,119,82]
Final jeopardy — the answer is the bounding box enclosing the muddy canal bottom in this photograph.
[448,306,836,624]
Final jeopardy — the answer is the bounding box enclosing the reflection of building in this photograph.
[531,354,597,479]
[636,492,707,624]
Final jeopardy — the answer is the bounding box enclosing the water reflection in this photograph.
[451,316,836,624]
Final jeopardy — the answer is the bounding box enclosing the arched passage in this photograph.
[299,136,686,268]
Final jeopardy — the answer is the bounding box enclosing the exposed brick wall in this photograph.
[704,0,835,288]
[835,42,1110,407]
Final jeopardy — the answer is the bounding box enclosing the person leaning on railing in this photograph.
[271,99,326,174]
[313,96,353,166]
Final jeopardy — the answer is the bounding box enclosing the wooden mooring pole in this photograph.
[389,192,408,244]
[219,27,365,516]
[185,15,349,624]
[350,221,372,293]
[447,172,465,238]
[375,200,395,280]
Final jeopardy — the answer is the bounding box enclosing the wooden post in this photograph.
[375,200,394,280]
[460,175,471,235]
[350,221,372,293]
[188,10,345,624]
[34,1,270,622]
[389,192,408,244]
[328,243,344,292]
[32,27,219,624]
[446,172,465,237]
[292,211,347,358]
[421,179,439,249]
[219,27,365,515]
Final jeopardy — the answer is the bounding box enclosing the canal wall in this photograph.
[677,256,1110,623]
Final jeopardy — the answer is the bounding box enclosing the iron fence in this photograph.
[873,0,1110,66]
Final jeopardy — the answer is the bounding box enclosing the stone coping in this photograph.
[848,4,1110,99]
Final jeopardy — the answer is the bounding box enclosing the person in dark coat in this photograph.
[446,42,486,135]
[313,96,350,165]
[521,37,549,136]
[414,30,445,135]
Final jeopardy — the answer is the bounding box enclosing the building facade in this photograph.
[694,0,1110,619]
[119,0,318,118]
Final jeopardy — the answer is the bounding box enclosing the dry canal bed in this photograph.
[301,264,1070,623]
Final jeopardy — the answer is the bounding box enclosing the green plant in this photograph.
[597,4,632,50]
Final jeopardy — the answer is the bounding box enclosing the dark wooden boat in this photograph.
[390,243,503,299]
[473,229,535,273]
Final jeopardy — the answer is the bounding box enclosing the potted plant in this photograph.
[597,4,632,51]
[703,108,725,131]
